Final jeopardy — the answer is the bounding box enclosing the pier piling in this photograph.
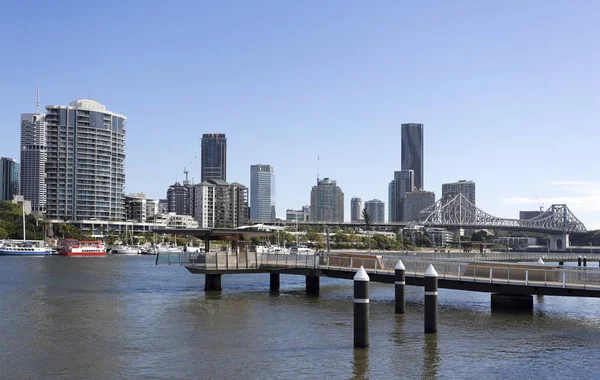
[270,273,280,292]
[584,256,587,267]
[395,260,406,314]
[204,274,222,291]
[578,256,582,267]
[354,266,370,348]
[424,264,438,334]
[306,275,320,295]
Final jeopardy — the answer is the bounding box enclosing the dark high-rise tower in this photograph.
[401,123,424,190]
[201,133,227,182]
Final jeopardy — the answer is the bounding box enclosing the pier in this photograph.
[157,251,600,304]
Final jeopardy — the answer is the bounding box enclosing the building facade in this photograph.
[286,208,309,222]
[45,99,126,221]
[401,123,424,191]
[364,199,385,223]
[519,210,543,220]
[250,164,275,222]
[167,182,191,216]
[388,169,414,222]
[125,193,147,222]
[20,104,47,216]
[310,178,344,222]
[190,182,216,228]
[350,197,362,222]
[201,133,227,182]
[403,190,435,222]
[442,180,476,205]
[190,179,248,228]
[0,157,20,201]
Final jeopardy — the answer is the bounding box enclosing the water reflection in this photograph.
[352,347,369,379]
[422,334,439,380]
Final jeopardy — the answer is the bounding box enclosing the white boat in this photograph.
[290,246,314,255]
[0,240,52,256]
[111,245,141,255]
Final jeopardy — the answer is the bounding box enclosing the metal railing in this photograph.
[157,251,600,291]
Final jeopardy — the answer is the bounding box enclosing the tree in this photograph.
[362,209,372,252]
[471,230,488,242]
[0,227,8,239]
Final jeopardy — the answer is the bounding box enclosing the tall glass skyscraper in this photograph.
[401,123,424,191]
[350,197,362,222]
[201,133,227,182]
[21,93,47,216]
[364,199,385,223]
[45,99,126,221]
[250,164,275,222]
[388,169,414,222]
[0,157,20,201]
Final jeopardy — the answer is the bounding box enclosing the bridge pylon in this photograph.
[548,234,569,251]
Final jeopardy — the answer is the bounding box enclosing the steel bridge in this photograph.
[414,193,587,234]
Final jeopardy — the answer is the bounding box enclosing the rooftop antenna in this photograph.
[35,86,41,114]
[317,155,320,182]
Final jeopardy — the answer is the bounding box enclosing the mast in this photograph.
[35,86,41,115]
[22,203,26,240]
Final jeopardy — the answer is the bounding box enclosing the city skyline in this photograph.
[1,2,600,228]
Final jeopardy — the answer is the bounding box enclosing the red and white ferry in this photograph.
[58,239,106,257]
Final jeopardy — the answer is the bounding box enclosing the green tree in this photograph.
[0,227,8,239]
[362,209,372,252]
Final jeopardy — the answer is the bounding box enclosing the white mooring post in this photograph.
[424,264,438,334]
[354,266,370,348]
[395,260,406,314]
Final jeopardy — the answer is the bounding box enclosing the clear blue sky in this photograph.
[1,1,599,228]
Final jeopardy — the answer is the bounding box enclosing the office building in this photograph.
[519,210,543,220]
[250,164,275,222]
[442,180,476,205]
[0,157,20,201]
[388,169,414,222]
[350,197,362,222]
[310,177,344,222]
[20,91,47,216]
[45,99,126,221]
[201,133,227,182]
[146,199,159,221]
[191,179,248,228]
[158,199,168,213]
[286,208,309,222]
[125,193,148,222]
[403,190,435,222]
[401,123,424,190]
[167,182,191,216]
[364,199,385,223]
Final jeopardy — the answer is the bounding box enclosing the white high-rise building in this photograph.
[250,164,275,222]
[20,89,47,216]
[45,99,126,221]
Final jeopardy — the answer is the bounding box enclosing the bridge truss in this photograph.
[414,193,587,234]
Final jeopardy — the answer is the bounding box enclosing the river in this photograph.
[1,255,599,379]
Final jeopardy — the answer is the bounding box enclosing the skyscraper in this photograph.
[442,180,476,205]
[20,89,47,216]
[403,190,435,222]
[310,178,344,222]
[388,169,414,222]
[401,123,424,190]
[350,197,362,222]
[250,164,275,222]
[0,157,19,201]
[201,133,227,182]
[45,99,126,221]
[167,182,191,215]
[364,199,385,223]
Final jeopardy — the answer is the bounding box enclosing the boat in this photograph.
[111,245,141,255]
[0,240,52,256]
[0,203,53,256]
[58,239,106,257]
[290,245,314,255]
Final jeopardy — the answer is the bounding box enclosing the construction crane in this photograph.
[183,167,189,183]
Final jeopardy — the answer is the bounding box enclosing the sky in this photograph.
[1,1,599,228]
